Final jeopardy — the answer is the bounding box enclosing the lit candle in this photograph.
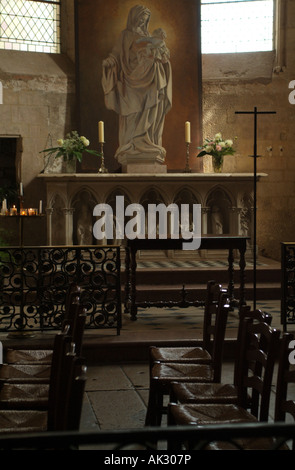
[10,205,17,216]
[20,182,23,196]
[20,209,27,216]
[185,121,191,143]
[39,200,42,214]
[98,121,104,143]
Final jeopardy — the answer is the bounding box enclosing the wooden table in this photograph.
[124,236,249,320]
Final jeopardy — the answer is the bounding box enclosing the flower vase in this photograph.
[212,157,223,173]
[62,157,76,173]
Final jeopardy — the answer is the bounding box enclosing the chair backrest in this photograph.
[275,332,295,423]
[64,283,81,317]
[48,343,87,432]
[72,305,87,357]
[63,359,87,431]
[202,280,223,351]
[237,318,280,421]
[233,307,272,385]
[210,291,230,382]
[46,329,73,430]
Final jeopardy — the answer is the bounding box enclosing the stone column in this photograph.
[201,207,210,235]
[46,208,54,246]
[63,208,75,245]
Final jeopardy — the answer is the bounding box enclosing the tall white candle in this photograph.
[20,182,23,196]
[185,121,191,143]
[1,199,7,214]
[98,121,104,143]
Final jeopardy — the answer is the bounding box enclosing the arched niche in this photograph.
[72,189,97,245]
[173,187,200,237]
[206,187,233,235]
[105,188,132,244]
[139,187,167,208]
[51,194,66,245]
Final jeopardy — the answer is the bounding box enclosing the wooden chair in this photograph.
[274,332,295,448]
[167,319,280,450]
[0,305,86,410]
[145,291,230,426]
[0,343,87,434]
[148,280,222,369]
[0,295,84,385]
[169,308,272,407]
[4,283,82,366]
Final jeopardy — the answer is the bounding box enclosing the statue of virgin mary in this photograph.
[102,5,172,169]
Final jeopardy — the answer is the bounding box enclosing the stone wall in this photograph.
[201,0,295,260]
[0,0,76,245]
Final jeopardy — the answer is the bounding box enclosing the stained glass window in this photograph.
[201,0,274,53]
[0,0,60,53]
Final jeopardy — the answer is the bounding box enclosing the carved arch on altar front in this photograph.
[205,186,234,235]
[139,186,168,207]
[50,193,67,245]
[105,188,132,245]
[173,187,201,206]
[72,188,97,245]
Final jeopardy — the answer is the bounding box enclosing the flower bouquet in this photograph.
[40,131,100,163]
[196,133,236,172]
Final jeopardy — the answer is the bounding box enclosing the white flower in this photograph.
[214,133,222,141]
[80,136,90,147]
[219,141,226,148]
[57,139,64,146]
[225,139,233,147]
[205,145,213,152]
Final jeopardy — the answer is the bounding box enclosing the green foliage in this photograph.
[40,130,100,162]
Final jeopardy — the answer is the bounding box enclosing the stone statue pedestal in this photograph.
[117,154,167,174]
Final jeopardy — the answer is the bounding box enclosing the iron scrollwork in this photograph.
[281,242,295,330]
[0,246,122,334]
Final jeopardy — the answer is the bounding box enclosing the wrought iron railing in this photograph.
[281,242,295,331]
[0,246,122,334]
[0,422,293,451]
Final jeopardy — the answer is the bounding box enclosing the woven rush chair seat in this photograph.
[0,364,51,383]
[168,403,283,450]
[0,409,48,433]
[0,383,49,409]
[150,347,211,364]
[4,349,53,365]
[149,280,221,367]
[169,402,257,426]
[145,291,230,426]
[170,382,238,405]
[170,309,272,406]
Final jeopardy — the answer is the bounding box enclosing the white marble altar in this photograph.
[38,172,267,259]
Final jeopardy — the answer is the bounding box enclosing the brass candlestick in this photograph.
[184,142,191,173]
[98,142,108,174]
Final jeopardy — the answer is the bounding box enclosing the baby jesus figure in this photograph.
[136,28,170,63]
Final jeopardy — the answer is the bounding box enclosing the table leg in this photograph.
[239,245,247,307]
[130,247,138,321]
[124,247,131,313]
[227,248,235,303]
